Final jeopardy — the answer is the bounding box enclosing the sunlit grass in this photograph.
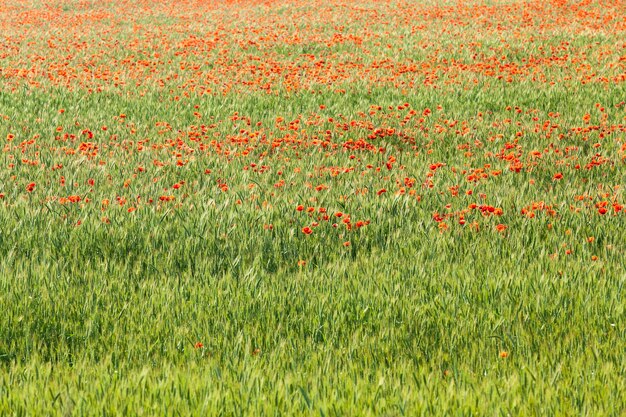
[1,0,625,415]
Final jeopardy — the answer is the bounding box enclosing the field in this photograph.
[1,0,625,415]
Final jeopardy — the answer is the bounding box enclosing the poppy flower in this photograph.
[26,183,36,193]
[302,227,313,235]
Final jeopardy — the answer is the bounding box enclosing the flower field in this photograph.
[1,0,625,415]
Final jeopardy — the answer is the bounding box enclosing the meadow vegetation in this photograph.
[1,0,625,415]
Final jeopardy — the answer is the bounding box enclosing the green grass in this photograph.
[1,0,626,415]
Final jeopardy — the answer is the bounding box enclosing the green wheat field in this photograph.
[1,0,625,415]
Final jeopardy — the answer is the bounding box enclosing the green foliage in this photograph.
[1,0,625,415]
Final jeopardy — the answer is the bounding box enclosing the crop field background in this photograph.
[1,0,625,415]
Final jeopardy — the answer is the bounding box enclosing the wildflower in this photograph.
[26,182,36,193]
[302,227,313,235]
